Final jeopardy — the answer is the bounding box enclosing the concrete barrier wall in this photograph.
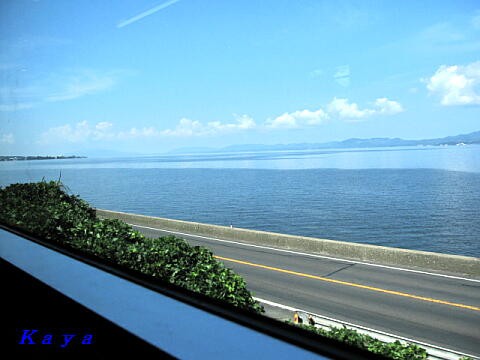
[96,209,480,277]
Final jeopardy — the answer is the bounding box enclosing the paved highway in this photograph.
[131,223,480,356]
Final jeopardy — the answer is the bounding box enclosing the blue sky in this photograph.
[0,0,479,155]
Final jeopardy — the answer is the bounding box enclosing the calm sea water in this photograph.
[1,145,479,257]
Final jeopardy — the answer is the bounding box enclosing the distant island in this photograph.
[0,155,86,162]
[171,130,480,154]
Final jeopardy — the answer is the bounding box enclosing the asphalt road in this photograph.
[131,224,480,356]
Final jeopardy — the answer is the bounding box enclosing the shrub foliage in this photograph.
[290,322,428,360]
[0,181,263,313]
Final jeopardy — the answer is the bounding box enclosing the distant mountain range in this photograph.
[171,130,480,154]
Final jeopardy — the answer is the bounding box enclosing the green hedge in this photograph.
[0,181,263,313]
[289,322,428,360]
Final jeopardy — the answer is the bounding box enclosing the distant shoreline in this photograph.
[0,155,86,162]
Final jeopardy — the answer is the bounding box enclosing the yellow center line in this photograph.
[214,255,480,312]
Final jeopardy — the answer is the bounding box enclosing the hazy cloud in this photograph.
[0,63,19,71]
[0,69,121,112]
[0,133,15,144]
[1,36,71,58]
[46,70,117,102]
[381,18,480,58]
[425,61,480,106]
[309,69,323,78]
[117,0,181,28]
[414,21,480,53]
[37,121,118,144]
[0,102,36,112]
[420,22,465,44]
[38,121,91,144]
[471,11,480,30]
[327,2,369,29]
[334,65,350,87]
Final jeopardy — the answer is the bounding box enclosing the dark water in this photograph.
[1,146,479,257]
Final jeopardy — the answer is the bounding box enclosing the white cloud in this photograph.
[327,97,403,120]
[327,98,374,119]
[38,115,257,144]
[373,98,404,114]
[266,97,401,129]
[0,133,15,144]
[266,113,297,129]
[160,115,256,136]
[118,126,159,139]
[266,108,329,129]
[334,65,350,87]
[207,114,256,132]
[159,118,203,136]
[35,98,404,144]
[425,61,480,106]
[293,109,329,125]
[95,121,113,131]
[234,114,256,129]
[117,115,256,138]
[92,121,116,140]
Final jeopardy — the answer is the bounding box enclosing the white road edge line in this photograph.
[254,297,479,360]
[128,223,480,283]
